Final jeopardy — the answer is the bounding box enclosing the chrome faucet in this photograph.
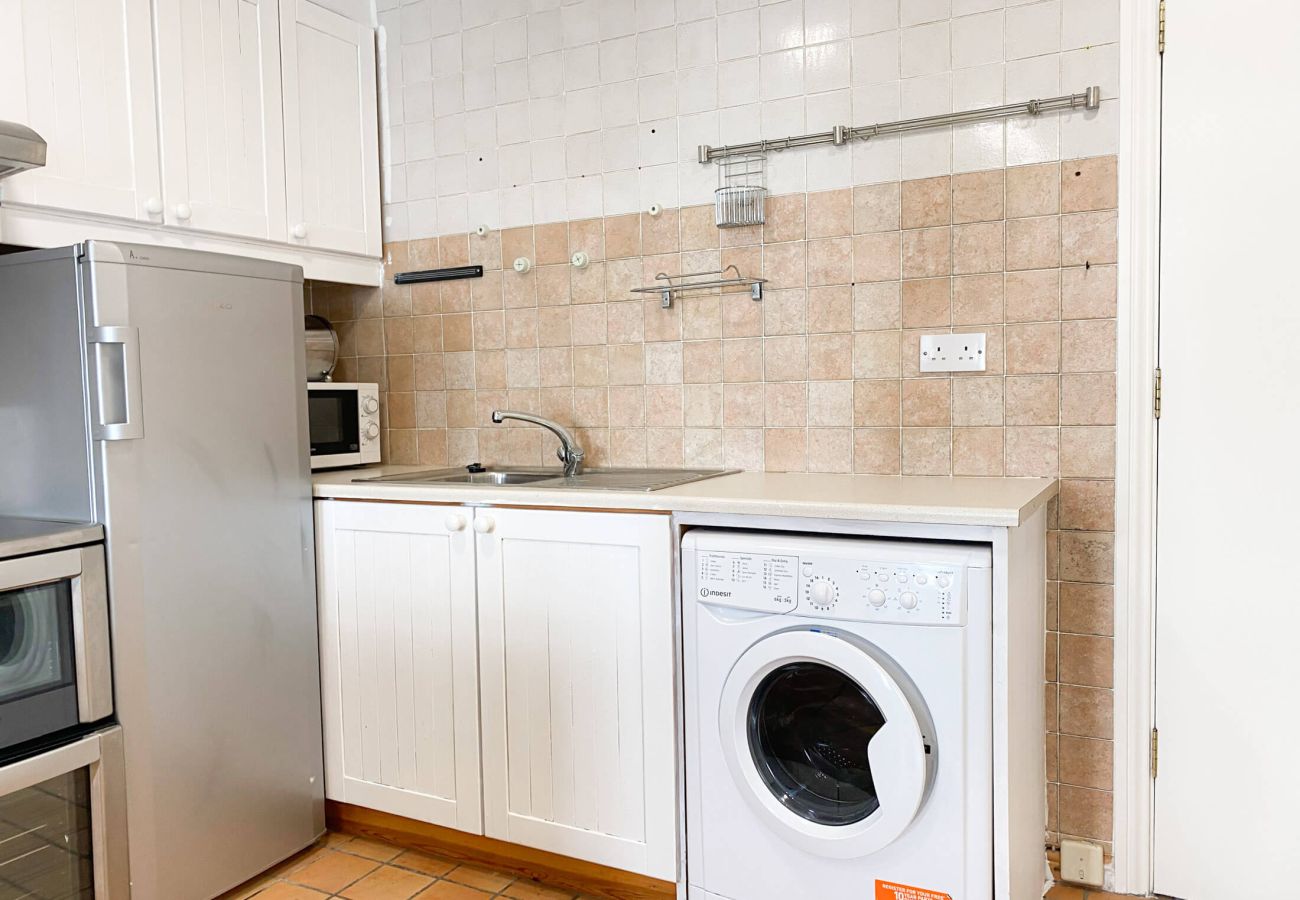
[490,410,586,476]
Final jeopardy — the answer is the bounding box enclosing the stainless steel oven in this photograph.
[0,520,113,757]
[0,726,129,897]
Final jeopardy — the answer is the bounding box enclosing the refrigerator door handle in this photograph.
[87,325,144,440]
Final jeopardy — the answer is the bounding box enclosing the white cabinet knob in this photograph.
[173,202,193,221]
[444,513,467,532]
[292,222,309,239]
[473,516,495,534]
[144,196,163,216]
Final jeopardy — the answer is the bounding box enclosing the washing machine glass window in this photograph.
[748,661,886,826]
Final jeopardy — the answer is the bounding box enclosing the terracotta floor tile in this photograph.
[390,850,458,877]
[250,884,330,900]
[286,850,380,893]
[342,836,405,862]
[443,864,514,893]
[499,879,579,899]
[412,882,494,900]
[339,864,434,900]
[1046,887,1086,900]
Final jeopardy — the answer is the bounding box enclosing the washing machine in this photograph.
[682,529,994,900]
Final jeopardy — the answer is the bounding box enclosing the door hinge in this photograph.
[1158,0,1166,54]
[1150,727,1160,778]
[1153,368,1162,419]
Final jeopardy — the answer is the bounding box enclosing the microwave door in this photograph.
[308,389,361,457]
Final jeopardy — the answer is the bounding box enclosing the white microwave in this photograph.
[307,382,381,470]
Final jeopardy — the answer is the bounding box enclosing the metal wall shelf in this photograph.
[630,266,765,309]
[697,86,1101,164]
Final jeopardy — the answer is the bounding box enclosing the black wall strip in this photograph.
[393,265,483,285]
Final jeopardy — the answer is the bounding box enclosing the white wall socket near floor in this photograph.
[1059,838,1105,887]
[919,332,987,372]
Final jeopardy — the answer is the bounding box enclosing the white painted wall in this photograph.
[375,0,1120,241]
[313,0,374,24]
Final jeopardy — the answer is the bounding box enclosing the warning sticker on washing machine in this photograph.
[874,880,952,900]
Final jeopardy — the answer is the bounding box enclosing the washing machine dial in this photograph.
[899,591,919,610]
[807,577,838,609]
[867,588,887,607]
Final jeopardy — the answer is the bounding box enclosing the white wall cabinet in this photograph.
[314,501,678,881]
[154,0,286,240]
[280,0,381,257]
[0,0,382,285]
[315,501,482,833]
[0,0,161,221]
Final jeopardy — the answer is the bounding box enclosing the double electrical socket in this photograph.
[919,332,986,373]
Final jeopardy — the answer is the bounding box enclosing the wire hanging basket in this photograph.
[714,154,766,228]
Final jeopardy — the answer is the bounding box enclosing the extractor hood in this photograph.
[0,121,46,181]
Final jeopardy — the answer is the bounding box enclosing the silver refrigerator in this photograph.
[0,242,326,898]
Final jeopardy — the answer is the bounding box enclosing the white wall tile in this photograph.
[383,0,1120,238]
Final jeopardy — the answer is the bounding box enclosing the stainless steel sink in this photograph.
[358,465,737,492]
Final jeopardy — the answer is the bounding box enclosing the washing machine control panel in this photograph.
[696,550,966,625]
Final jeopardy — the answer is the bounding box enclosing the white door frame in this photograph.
[1112,0,1162,893]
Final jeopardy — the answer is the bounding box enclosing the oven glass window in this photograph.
[0,581,78,753]
[0,768,93,899]
[308,391,360,455]
[747,662,886,826]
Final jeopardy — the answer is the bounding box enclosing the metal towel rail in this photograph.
[630,266,766,309]
[697,86,1102,164]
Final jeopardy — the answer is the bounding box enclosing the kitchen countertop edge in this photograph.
[312,468,1058,528]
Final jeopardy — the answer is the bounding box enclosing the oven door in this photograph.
[308,388,361,467]
[0,546,113,754]
[0,727,129,898]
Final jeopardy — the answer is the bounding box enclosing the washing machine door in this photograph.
[718,627,931,858]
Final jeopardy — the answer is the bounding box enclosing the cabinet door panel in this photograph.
[154,0,286,239]
[476,508,676,880]
[0,0,160,220]
[315,501,480,833]
[280,0,380,256]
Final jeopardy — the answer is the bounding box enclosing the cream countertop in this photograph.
[312,466,1057,528]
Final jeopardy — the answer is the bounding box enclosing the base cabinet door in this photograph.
[315,501,481,833]
[474,508,676,880]
[0,0,161,220]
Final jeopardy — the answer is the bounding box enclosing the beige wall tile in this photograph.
[952,377,1004,426]
[1060,426,1115,478]
[807,428,853,473]
[1058,786,1113,842]
[764,193,807,243]
[723,382,765,427]
[1060,372,1117,425]
[765,382,808,426]
[1061,210,1118,267]
[763,288,808,335]
[1059,685,1115,739]
[902,227,952,278]
[807,285,853,333]
[1059,532,1115,585]
[901,277,952,329]
[808,380,855,426]
[765,428,808,472]
[1059,582,1114,636]
[854,232,903,283]
[853,427,901,474]
[724,427,764,469]
[763,242,808,290]
[807,332,853,380]
[807,189,853,238]
[1005,374,1059,425]
[854,379,900,426]
[807,237,854,285]
[1006,162,1060,217]
[681,205,720,251]
[901,175,951,228]
[682,339,722,383]
[764,334,808,381]
[1005,426,1059,477]
[1061,157,1118,213]
[1059,479,1116,531]
[533,222,569,265]
[952,221,1005,275]
[1061,265,1117,319]
[642,208,680,255]
[853,182,901,233]
[853,281,902,330]
[572,345,608,386]
[683,427,723,466]
[952,274,1004,325]
[854,330,902,379]
[684,383,722,427]
[952,169,1005,224]
[604,214,641,259]
[1005,322,1061,374]
[645,341,683,384]
[723,337,764,381]
[953,427,1005,475]
[1005,269,1061,322]
[1059,735,1113,791]
[1006,216,1061,270]
[901,427,951,474]
[645,384,683,426]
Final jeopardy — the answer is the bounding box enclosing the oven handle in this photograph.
[0,727,130,898]
[0,547,114,723]
[73,546,114,723]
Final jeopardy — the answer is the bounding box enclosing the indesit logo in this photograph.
[128,249,150,262]
[701,587,732,598]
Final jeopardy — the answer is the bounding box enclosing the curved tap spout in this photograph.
[490,410,586,475]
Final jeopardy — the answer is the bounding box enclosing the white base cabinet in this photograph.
[314,501,678,881]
